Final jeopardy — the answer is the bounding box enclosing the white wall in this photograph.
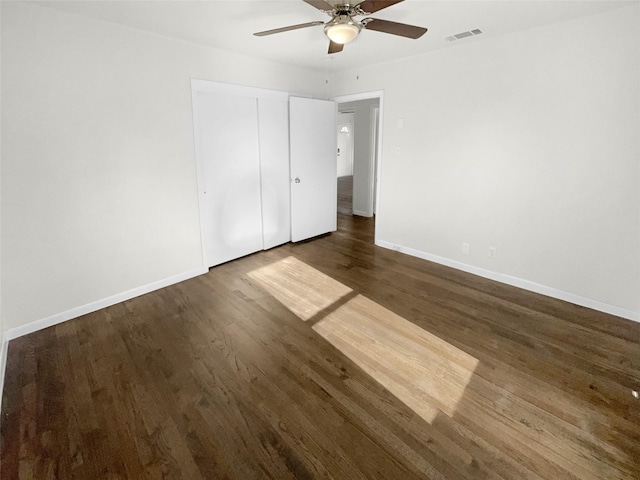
[339,98,380,217]
[330,5,640,319]
[0,2,327,334]
[0,0,4,391]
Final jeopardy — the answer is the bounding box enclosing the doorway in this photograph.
[334,93,382,221]
[337,112,354,215]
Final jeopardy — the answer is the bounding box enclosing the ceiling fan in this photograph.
[253,0,428,54]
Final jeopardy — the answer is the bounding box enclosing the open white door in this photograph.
[289,97,337,242]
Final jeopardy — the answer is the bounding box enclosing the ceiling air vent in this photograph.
[446,28,483,42]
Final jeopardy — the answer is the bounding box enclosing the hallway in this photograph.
[337,175,353,215]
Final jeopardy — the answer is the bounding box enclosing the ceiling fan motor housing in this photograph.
[324,14,362,44]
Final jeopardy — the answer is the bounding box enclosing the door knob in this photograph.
[294,177,301,184]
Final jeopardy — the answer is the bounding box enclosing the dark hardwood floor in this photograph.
[2,214,639,479]
[337,176,353,215]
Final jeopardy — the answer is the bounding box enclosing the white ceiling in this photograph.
[31,0,636,73]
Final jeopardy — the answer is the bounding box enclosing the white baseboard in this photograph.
[0,266,207,398]
[4,266,208,342]
[376,240,639,323]
[0,334,8,403]
[353,210,373,217]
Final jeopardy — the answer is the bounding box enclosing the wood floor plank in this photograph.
[2,214,639,479]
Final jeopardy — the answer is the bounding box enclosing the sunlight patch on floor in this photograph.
[249,256,478,424]
[314,294,478,423]
[248,256,352,321]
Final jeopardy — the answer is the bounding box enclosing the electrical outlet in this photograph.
[462,243,470,255]
[489,247,497,258]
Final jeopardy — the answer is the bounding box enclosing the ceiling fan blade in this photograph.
[328,41,344,54]
[302,0,335,12]
[356,0,404,14]
[254,21,324,37]
[363,18,427,39]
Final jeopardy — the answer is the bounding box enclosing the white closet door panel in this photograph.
[290,97,337,242]
[258,98,291,250]
[197,92,263,267]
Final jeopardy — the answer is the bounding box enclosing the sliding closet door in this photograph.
[258,98,291,250]
[195,92,263,267]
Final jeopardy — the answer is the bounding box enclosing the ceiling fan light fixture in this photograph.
[324,16,361,44]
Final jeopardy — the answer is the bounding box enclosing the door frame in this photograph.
[370,105,380,215]
[333,90,384,242]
